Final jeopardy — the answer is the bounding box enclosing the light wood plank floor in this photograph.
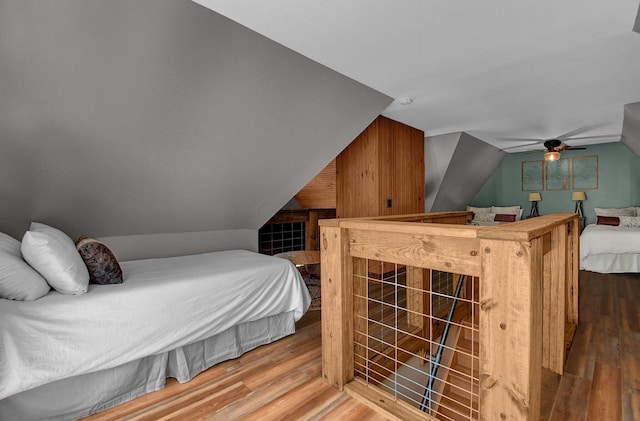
[83,271,640,421]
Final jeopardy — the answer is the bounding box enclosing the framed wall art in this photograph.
[545,158,570,190]
[572,155,598,190]
[522,160,544,191]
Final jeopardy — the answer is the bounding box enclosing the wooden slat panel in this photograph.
[348,229,481,276]
[336,118,380,218]
[336,115,424,219]
[390,117,425,216]
[295,159,336,209]
[377,116,394,216]
[479,237,543,421]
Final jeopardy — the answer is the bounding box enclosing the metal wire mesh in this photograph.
[353,258,479,421]
[258,222,305,255]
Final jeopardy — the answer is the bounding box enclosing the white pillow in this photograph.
[467,206,492,214]
[0,232,51,300]
[619,216,640,228]
[492,206,523,220]
[594,207,636,217]
[636,207,640,217]
[473,212,497,222]
[21,223,89,295]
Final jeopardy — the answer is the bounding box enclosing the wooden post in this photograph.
[353,257,368,382]
[406,266,430,365]
[306,210,320,250]
[542,224,567,374]
[479,237,543,421]
[320,221,354,390]
[566,217,579,325]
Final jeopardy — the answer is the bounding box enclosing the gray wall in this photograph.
[0,0,391,257]
[425,132,506,212]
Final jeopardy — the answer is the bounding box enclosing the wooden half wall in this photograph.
[319,212,579,421]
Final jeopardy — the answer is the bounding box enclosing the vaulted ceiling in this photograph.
[194,0,640,152]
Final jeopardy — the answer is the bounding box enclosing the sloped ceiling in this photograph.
[0,0,391,239]
[425,133,506,212]
[194,0,640,152]
[622,102,640,156]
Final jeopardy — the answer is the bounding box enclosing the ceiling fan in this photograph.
[498,122,618,160]
[542,139,586,161]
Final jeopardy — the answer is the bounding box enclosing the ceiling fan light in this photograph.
[544,151,561,161]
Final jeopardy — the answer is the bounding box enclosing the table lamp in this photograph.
[572,191,586,217]
[528,192,541,217]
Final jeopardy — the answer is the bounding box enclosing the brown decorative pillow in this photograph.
[596,216,620,226]
[494,213,517,222]
[75,236,123,285]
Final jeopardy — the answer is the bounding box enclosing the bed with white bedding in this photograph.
[580,224,640,273]
[0,249,311,420]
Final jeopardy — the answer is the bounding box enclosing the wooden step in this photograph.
[444,370,479,406]
[459,320,478,342]
[452,347,478,375]
[436,392,478,421]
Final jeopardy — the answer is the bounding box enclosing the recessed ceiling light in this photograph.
[398,97,413,105]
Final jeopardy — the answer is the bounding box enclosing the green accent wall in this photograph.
[472,142,640,224]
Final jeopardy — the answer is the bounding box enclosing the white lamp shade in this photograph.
[571,191,586,201]
[528,192,541,201]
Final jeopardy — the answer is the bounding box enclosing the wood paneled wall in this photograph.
[336,116,424,218]
[295,160,336,209]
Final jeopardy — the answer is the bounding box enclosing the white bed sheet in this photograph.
[580,224,640,256]
[580,224,640,273]
[0,250,310,400]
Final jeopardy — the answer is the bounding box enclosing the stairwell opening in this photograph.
[353,259,480,421]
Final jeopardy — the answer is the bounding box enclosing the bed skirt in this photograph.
[0,310,296,421]
[580,253,640,273]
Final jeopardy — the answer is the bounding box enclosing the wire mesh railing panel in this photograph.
[353,258,479,421]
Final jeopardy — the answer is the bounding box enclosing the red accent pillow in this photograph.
[494,213,517,222]
[597,216,620,226]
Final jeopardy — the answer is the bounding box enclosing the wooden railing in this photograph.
[319,211,579,421]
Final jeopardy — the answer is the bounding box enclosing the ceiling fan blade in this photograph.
[561,134,619,141]
[495,137,545,142]
[556,122,614,139]
[502,142,543,151]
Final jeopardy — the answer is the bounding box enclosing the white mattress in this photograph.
[580,224,640,273]
[0,249,310,400]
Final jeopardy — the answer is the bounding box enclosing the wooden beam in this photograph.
[306,210,320,250]
[345,378,440,421]
[477,213,577,242]
[348,229,481,276]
